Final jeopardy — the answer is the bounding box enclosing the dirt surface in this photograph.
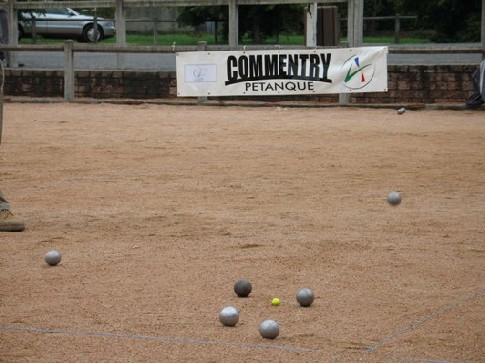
[0,103,484,363]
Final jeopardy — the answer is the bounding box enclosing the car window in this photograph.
[46,9,71,16]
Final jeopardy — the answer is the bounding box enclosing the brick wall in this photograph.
[4,64,478,104]
[351,65,477,105]
[4,69,177,100]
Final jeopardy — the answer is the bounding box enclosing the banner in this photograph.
[176,46,388,97]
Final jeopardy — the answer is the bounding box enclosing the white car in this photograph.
[19,8,115,42]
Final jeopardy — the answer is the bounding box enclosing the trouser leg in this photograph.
[0,10,9,66]
[0,189,10,210]
[0,189,25,231]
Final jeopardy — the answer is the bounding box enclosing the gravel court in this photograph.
[0,103,484,362]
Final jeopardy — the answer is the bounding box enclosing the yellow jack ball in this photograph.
[271,298,280,306]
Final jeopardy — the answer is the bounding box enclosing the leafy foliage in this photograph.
[177,5,305,43]
[27,0,479,43]
[177,1,481,43]
[372,0,481,42]
[238,5,305,43]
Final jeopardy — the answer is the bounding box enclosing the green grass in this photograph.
[105,33,218,45]
[19,33,222,46]
[20,33,431,46]
[361,36,430,44]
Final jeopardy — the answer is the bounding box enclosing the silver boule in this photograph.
[259,319,280,339]
[387,191,402,206]
[219,306,239,327]
[397,107,406,114]
[234,279,252,298]
[296,288,314,307]
[44,250,62,266]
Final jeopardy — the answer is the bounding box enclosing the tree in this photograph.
[177,4,305,43]
[176,6,225,29]
[365,0,396,34]
[398,0,481,42]
[356,0,481,42]
[239,5,304,43]
[177,1,482,44]
[176,6,226,41]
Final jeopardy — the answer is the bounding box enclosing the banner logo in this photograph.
[342,55,376,90]
[184,64,217,83]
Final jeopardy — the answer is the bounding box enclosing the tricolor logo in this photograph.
[342,55,376,90]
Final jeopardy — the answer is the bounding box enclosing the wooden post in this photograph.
[115,0,126,68]
[340,0,352,105]
[349,0,364,47]
[394,13,400,44]
[7,0,18,68]
[93,14,99,43]
[340,0,363,105]
[197,41,208,104]
[64,40,74,102]
[305,3,318,47]
[153,18,158,44]
[32,17,37,44]
[347,0,354,47]
[228,0,238,48]
[347,0,364,47]
[482,0,485,58]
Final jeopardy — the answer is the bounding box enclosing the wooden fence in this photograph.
[7,0,365,67]
[1,41,482,102]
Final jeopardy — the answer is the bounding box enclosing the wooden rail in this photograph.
[2,43,482,54]
[13,0,348,10]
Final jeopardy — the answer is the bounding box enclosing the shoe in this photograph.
[0,209,25,232]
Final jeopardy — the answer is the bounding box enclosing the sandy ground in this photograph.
[0,103,484,363]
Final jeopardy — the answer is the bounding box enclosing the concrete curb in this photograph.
[3,96,485,111]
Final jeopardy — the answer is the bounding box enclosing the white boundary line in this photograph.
[2,286,483,358]
[390,354,475,363]
[0,325,321,354]
[365,286,485,354]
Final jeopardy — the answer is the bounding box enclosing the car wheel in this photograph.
[82,24,103,43]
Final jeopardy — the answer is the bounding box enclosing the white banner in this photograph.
[176,46,388,97]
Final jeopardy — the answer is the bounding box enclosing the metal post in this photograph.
[228,0,238,48]
[115,0,126,68]
[305,3,318,47]
[197,41,208,104]
[64,40,74,101]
